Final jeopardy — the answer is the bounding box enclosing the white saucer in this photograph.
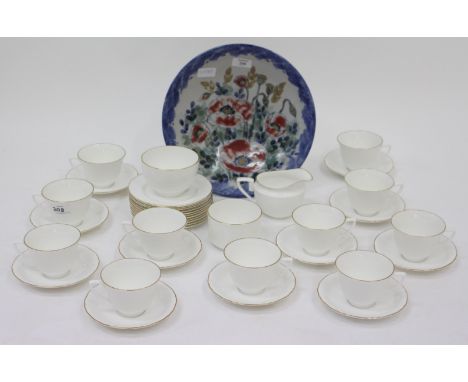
[118,229,202,269]
[374,229,457,272]
[324,148,393,177]
[317,272,408,320]
[329,187,405,223]
[12,245,99,288]
[129,174,212,207]
[67,163,138,195]
[208,262,296,306]
[30,198,109,233]
[84,282,177,330]
[276,224,357,265]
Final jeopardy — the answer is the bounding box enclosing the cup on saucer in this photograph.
[95,258,161,318]
[124,207,187,261]
[292,203,354,256]
[208,199,262,249]
[335,250,395,309]
[41,178,94,225]
[74,143,126,188]
[392,209,452,263]
[337,130,389,170]
[345,169,401,217]
[141,146,199,197]
[23,223,81,279]
[224,238,281,295]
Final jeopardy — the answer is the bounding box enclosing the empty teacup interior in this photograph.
[293,203,345,230]
[345,169,394,192]
[336,251,394,281]
[78,143,126,164]
[209,199,261,224]
[142,146,199,170]
[133,207,186,234]
[224,238,281,268]
[338,130,383,149]
[42,178,94,202]
[24,224,80,251]
[392,209,445,237]
[101,258,161,290]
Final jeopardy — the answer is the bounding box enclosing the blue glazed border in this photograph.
[162,43,316,197]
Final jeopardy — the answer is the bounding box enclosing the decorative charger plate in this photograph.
[162,44,316,197]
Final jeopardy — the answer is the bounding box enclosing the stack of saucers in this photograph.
[129,146,213,229]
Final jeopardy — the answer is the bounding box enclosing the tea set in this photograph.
[12,129,457,329]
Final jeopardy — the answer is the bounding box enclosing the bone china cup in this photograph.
[292,203,350,256]
[77,143,126,188]
[99,258,161,318]
[208,199,262,249]
[23,224,81,279]
[224,238,281,295]
[141,146,199,197]
[345,169,395,217]
[335,250,394,309]
[337,130,386,170]
[41,178,94,225]
[130,207,186,260]
[392,209,448,262]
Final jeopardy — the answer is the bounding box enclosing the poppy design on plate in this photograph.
[220,139,266,174]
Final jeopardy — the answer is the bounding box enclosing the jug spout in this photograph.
[257,168,313,190]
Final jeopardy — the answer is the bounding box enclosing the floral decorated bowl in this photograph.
[162,44,316,197]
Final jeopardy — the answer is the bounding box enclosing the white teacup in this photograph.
[97,258,161,318]
[336,250,395,309]
[292,203,354,256]
[141,146,199,197]
[125,208,187,261]
[392,209,451,263]
[337,130,389,170]
[75,143,126,188]
[41,178,94,225]
[208,199,262,249]
[224,238,281,295]
[23,224,81,279]
[345,169,401,217]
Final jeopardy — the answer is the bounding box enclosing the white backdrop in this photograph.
[1,38,467,344]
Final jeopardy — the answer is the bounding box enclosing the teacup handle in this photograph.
[392,184,404,194]
[343,217,356,231]
[382,145,391,154]
[13,242,26,254]
[32,194,44,205]
[88,280,108,299]
[122,220,134,233]
[236,177,254,201]
[69,157,81,168]
[393,271,406,283]
[444,230,456,240]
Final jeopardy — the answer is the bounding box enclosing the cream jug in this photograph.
[236,168,312,218]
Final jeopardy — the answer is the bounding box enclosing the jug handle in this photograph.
[236,177,254,201]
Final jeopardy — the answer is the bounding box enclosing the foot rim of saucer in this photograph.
[118,229,203,269]
[324,148,394,177]
[374,229,457,272]
[208,262,296,307]
[84,281,177,330]
[12,245,100,289]
[29,198,109,233]
[66,163,138,195]
[276,224,358,265]
[317,272,408,320]
[329,187,405,224]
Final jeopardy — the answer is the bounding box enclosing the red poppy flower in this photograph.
[208,98,252,128]
[191,124,208,143]
[234,75,248,88]
[265,114,287,137]
[220,139,266,174]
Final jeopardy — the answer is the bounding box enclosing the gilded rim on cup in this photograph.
[141,146,199,171]
[41,178,94,203]
[12,245,100,289]
[208,199,262,225]
[100,258,161,291]
[337,130,384,150]
[84,281,177,330]
[292,203,347,231]
[131,208,187,235]
[223,237,282,269]
[77,143,126,164]
[391,209,447,238]
[335,250,395,283]
[344,169,395,193]
[23,223,81,253]
[316,272,408,320]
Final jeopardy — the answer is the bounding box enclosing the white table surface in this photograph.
[1,38,467,344]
